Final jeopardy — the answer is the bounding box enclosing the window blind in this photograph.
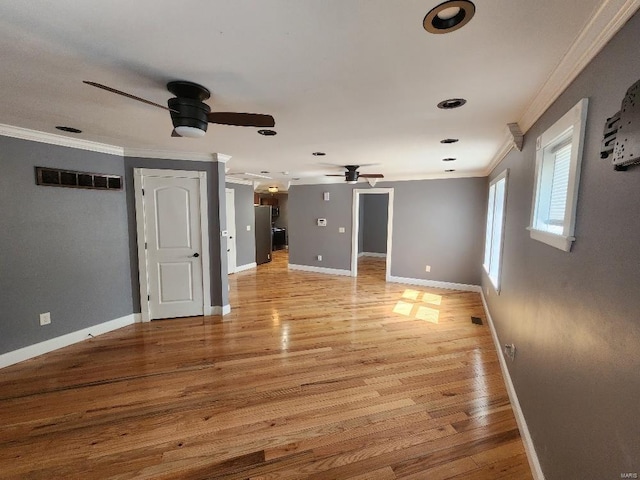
[547,143,571,231]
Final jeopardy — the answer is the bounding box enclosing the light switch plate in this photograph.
[339,227,345,233]
[246,225,251,231]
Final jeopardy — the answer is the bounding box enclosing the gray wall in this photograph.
[484,11,640,479]
[0,137,132,354]
[361,194,388,254]
[387,178,486,285]
[289,178,486,285]
[289,184,355,270]
[226,183,256,267]
[124,157,228,309]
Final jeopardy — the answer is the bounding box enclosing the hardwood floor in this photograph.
[0,251,533,479]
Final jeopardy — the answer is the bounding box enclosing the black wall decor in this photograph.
[601,78,640,170]
[35,167,122,190]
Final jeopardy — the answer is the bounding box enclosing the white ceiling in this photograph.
[0,1,630,190]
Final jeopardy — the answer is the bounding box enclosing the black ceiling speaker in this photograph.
[325,165,384,184]
[83,80,275,138]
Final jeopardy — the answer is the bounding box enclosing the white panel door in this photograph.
[225,188,237,274]
[144,176,204,319]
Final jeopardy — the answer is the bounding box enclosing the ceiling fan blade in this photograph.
[83,81,178,113]
[325,174,345,177]
[171,129,182,137]
[207,112,275,127]
[359,174,384,178]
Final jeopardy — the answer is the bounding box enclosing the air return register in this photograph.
[35,167,122,191]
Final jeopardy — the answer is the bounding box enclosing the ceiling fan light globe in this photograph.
[346,180,358,184]
[174,126,206,138]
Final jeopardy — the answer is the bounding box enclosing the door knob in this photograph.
[191,253,200,258]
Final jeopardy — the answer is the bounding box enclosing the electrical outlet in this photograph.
[504,343,516,361]
[39,312,51,326]
[339,227,345,233]
[425,265,431,272]
[316,255,323,261]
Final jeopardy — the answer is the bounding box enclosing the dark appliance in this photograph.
[255,205,272,265]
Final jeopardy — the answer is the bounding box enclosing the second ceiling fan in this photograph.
[84,80,275,138]
[326,165,384,184]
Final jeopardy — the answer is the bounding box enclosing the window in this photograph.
[529,98,588,251]
[484,170,508,291]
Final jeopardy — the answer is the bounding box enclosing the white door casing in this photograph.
[351,188,394,280]
[225,188,237,274]
[134,169,211,321]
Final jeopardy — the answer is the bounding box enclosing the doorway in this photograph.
[351,188,394,279]
[134,168,211,321]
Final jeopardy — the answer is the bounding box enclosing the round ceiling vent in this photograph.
[440,138,459,144]
[424,1,476,34]
[258,129,277,136]
[312,152,326,156]
[442,158,457,162]
[437,98,467,110]
[445,169,456,172]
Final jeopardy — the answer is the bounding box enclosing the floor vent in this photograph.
[471,316,483,325]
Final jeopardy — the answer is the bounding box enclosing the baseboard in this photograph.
[480,292,546,480]
[0,313,139,369]
[234,262,257,273]
[288,263,352,277]
[211,305,232,316]
[360,252,387,258]
[387,275,481,292]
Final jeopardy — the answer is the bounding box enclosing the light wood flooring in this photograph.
[0,251,533,479]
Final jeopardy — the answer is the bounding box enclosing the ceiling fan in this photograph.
[326,165,384,184]
[83,80,275,138]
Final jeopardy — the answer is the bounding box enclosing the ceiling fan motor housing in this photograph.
[345,165,359,183]
[168,97,211,132]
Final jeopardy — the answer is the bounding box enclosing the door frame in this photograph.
[350,188,394,280]
[134,168,212,322]
[225,187,237,274]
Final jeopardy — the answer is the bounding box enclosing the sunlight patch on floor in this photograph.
[392,301,414,316]
[415,306,440,324]
[393,289,443,323]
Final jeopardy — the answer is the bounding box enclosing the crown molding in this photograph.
[123,148,219,162]
[0,124,124,156]
[518,0,640,133]
[225,176,253,186]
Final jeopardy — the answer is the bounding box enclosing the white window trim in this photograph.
[483,169,508,293]
[528,98,588,252]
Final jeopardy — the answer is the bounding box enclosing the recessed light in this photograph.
[445,169,456,172]
[56,126,82,134]
[437,98,467,109]
[258,129,277,136]
[424,1,476,34]
[312,152,326,156]
[442,158,457,162]
[440,138,459,144]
